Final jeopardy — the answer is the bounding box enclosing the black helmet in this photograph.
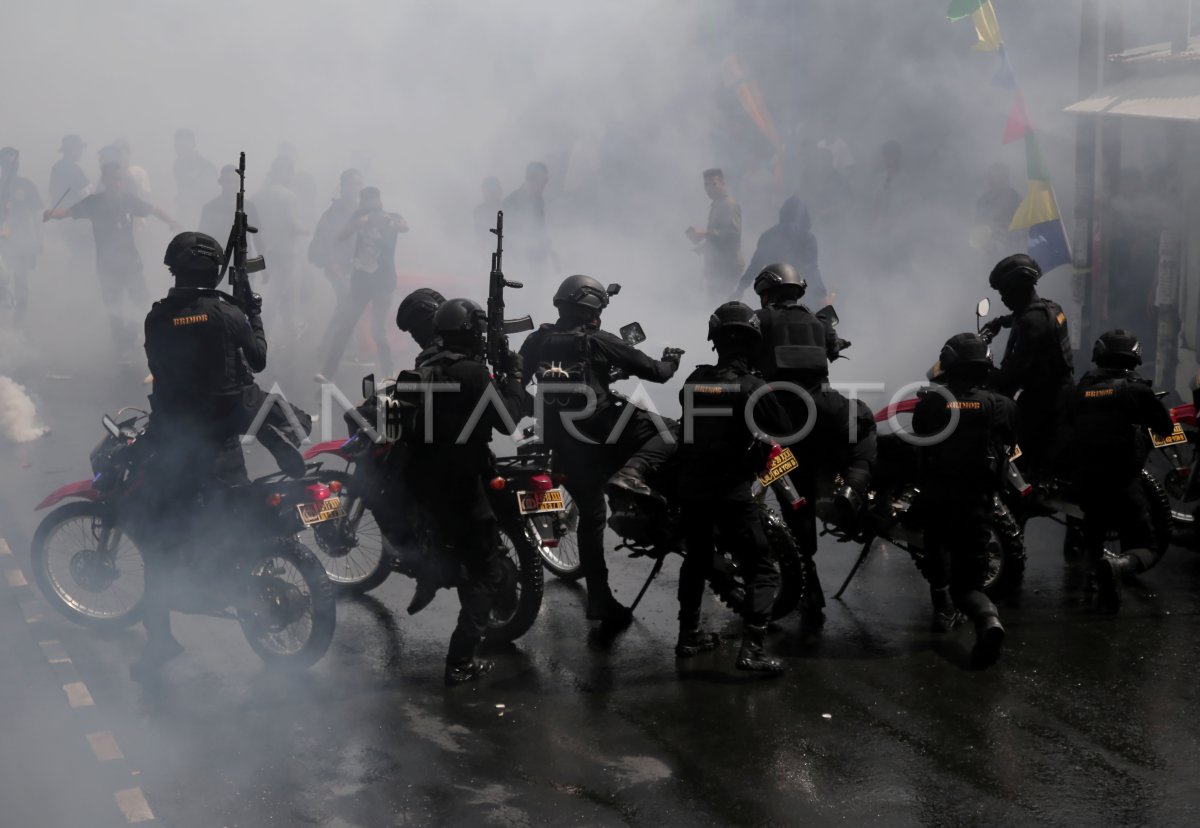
[707,301,762,341]
[939,332,993,374]
[396,288,445,338]
[433,297,487,337]
[1092,329,1142,368]
[988,253,1042,293]
[553,275,609,313]
[752,262,807,299]
[164,232,224,287]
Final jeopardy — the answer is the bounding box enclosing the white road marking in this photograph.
[4,568,28,588]
[19,602,43,624]
[63,681,95,708]
[38,639,71,664]
[86,731,125,761]
[114,788,155,823]
[0,537,12,555]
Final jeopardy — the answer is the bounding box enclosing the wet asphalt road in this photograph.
[3,368,1200,827]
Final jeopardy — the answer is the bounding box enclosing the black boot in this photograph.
[605,464,665,505]
[675,612,720,657]
[970,614,1005,670]
[1096,553,1140,614]
[929,586,964,633]
[736,625,785,675]
[445,658,494,686]
[585,586,633,626]
[407,578,439,615]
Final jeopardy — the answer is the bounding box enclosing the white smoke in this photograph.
[0,376,50,443]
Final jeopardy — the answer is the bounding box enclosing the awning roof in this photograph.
[1066,72,1200,121]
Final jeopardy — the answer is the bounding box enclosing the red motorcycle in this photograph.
[300,378,549,643]
[1147,399,1200,541]
[30,409,339,667]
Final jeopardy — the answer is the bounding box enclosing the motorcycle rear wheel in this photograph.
[486,519,545,642]
[238,539,336,668]
[31,501,145,630]
[309,493,393,596]
[532,494,583,581]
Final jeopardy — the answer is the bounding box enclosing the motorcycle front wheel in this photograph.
[31,501,145,630]
[238,539,336,668]
[486,519,545,642]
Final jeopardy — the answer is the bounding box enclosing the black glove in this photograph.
[662,346,684,366]
[244,292,263,319]
[980,315,1010,340]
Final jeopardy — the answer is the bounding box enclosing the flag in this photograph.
[1003,92,1030,144]
[1009,135,1072,271]
[719,54,782,150]
[947,0,1002,51]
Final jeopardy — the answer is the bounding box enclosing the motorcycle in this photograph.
[301,375,547,643]
[30,409,338,667]
[975,297,1172,552]
[1144,397,1200,539]
[830,400,1028,599]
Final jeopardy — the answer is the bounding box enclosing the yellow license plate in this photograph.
[518,488,565,515]
[1151,423,1187,449]
[297,496,345,526]
[758,447,798,487]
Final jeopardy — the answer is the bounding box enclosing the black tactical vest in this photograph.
[1067,375,1141,477]
[918,385,1005,486]
[530,325,607,409]
[146,293,241,425]
[757,303,829,380]
[1008,298,1073,390]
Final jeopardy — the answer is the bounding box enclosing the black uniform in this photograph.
[755,301,875,615]
[405,348,525,667]
[994,295,1073,474]
[1060,367,1173,572]
[520,320,677,608]
[676,360,790,628]
[913,380,1017,626]
[138,287,267,655]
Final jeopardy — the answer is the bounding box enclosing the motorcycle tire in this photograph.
[708,502,805,621]
[30,500,145,630]
[486,519,545,642]
[984,498,1025,598]
[534,494,583,582]
[308,490,393,596]
[239,539,336,668]
[1141,468,1173,555]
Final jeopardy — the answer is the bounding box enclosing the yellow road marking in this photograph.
[5,569,28,588]
[86,731,125,761]
[0,537,11,555]
[63,681,95,708]
[20,602,43,624]
[38,639,71,664]
[114,788,155,823]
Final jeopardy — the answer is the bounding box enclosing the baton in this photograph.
[42,188,71,221]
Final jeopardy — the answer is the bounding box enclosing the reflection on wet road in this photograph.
[3,371,1200,826]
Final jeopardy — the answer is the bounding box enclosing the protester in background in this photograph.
[686,168,743,301]
[734,194,825,303]
[502,162,553,285]
[474,176,503,241]
[198,165,261,255]
[308,169,364,305]
[172,128,218,228]
[0,148,44,323]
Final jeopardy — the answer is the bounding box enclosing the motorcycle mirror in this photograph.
[606,283,622,297]
[361,374,376,400]
[101,414,120,438]
[619,322,646,346]
[816,306,840,328]
[976,297,990,318]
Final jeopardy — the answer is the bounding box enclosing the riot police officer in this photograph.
[913,333,1016,669]
[519,275,679,634]
[395,287,445,367]
[753,262,876,624]
[133,231,268,679]
[675,302,791,674]
[983,253,1074,477]
[406,298,525,684]
[1059,330,1174,613]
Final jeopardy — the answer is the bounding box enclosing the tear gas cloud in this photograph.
[2,0,1108,414]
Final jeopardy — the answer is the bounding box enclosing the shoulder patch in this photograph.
[1056,311,1066,326]
[1084,387,1114,398]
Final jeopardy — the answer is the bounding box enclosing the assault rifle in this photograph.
[487,210,534,378]
[220,152,266,312]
